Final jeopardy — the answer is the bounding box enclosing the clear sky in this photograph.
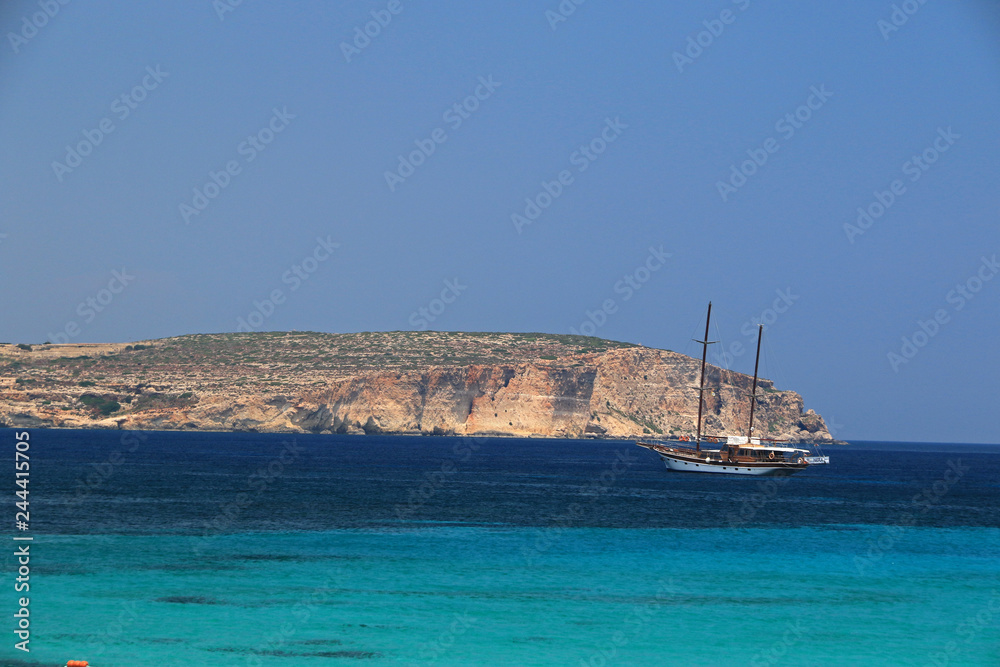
[2,1,998,443]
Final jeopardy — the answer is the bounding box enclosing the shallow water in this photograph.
[5,430,999,665]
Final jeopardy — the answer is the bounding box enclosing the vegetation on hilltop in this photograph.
[0,331,639,415]
[0,332,832,443]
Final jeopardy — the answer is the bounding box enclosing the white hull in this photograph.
[658,452,805,476]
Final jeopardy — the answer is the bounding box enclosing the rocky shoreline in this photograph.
[0,332,838,443]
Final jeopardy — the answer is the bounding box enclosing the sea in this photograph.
[3,429,999,666]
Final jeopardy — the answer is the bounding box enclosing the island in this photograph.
[0,331,835,442]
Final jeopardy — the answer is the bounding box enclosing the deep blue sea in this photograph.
[3,429,999,666]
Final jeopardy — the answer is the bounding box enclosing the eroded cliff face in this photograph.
[0,337,832,442]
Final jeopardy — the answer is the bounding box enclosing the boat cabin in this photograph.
[718,437,806,464]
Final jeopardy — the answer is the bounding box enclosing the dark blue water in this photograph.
[30,430,1000,533]
[4,429,1000,666]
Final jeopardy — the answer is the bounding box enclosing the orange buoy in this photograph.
[67,661,89,667]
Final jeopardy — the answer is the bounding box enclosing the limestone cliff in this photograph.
[0,332,833,442]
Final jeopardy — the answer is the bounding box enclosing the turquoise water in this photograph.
[26,528,1000,666]
[5,431,1000,665]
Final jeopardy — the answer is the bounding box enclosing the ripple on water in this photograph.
[205,647,382,659]
[154,595,224,605]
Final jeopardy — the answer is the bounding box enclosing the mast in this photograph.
[693,302,714,452]
[747,324,762,439]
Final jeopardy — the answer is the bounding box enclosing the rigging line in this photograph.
[712,317,731,389]
[681,322,699,402]
[758,330,772,390]
[684,317,702,360]
[762,332,776,386]
[766,332,825,451]
[760,330,820,450]
[763,333,789,438]
[711,317,745,434]
[712,319,728,371]
[708,318,724,436]
[762,332,796,442]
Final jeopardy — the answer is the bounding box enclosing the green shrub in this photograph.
[78,394,120,416]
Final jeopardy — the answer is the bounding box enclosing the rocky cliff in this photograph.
[0,332,833,442]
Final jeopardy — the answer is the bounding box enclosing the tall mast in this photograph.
[693,302,714,452]
[747,324,762,439]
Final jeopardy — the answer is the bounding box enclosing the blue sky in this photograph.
[2,0,998,443]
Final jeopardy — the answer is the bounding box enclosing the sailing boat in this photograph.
[637,302,829,476]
